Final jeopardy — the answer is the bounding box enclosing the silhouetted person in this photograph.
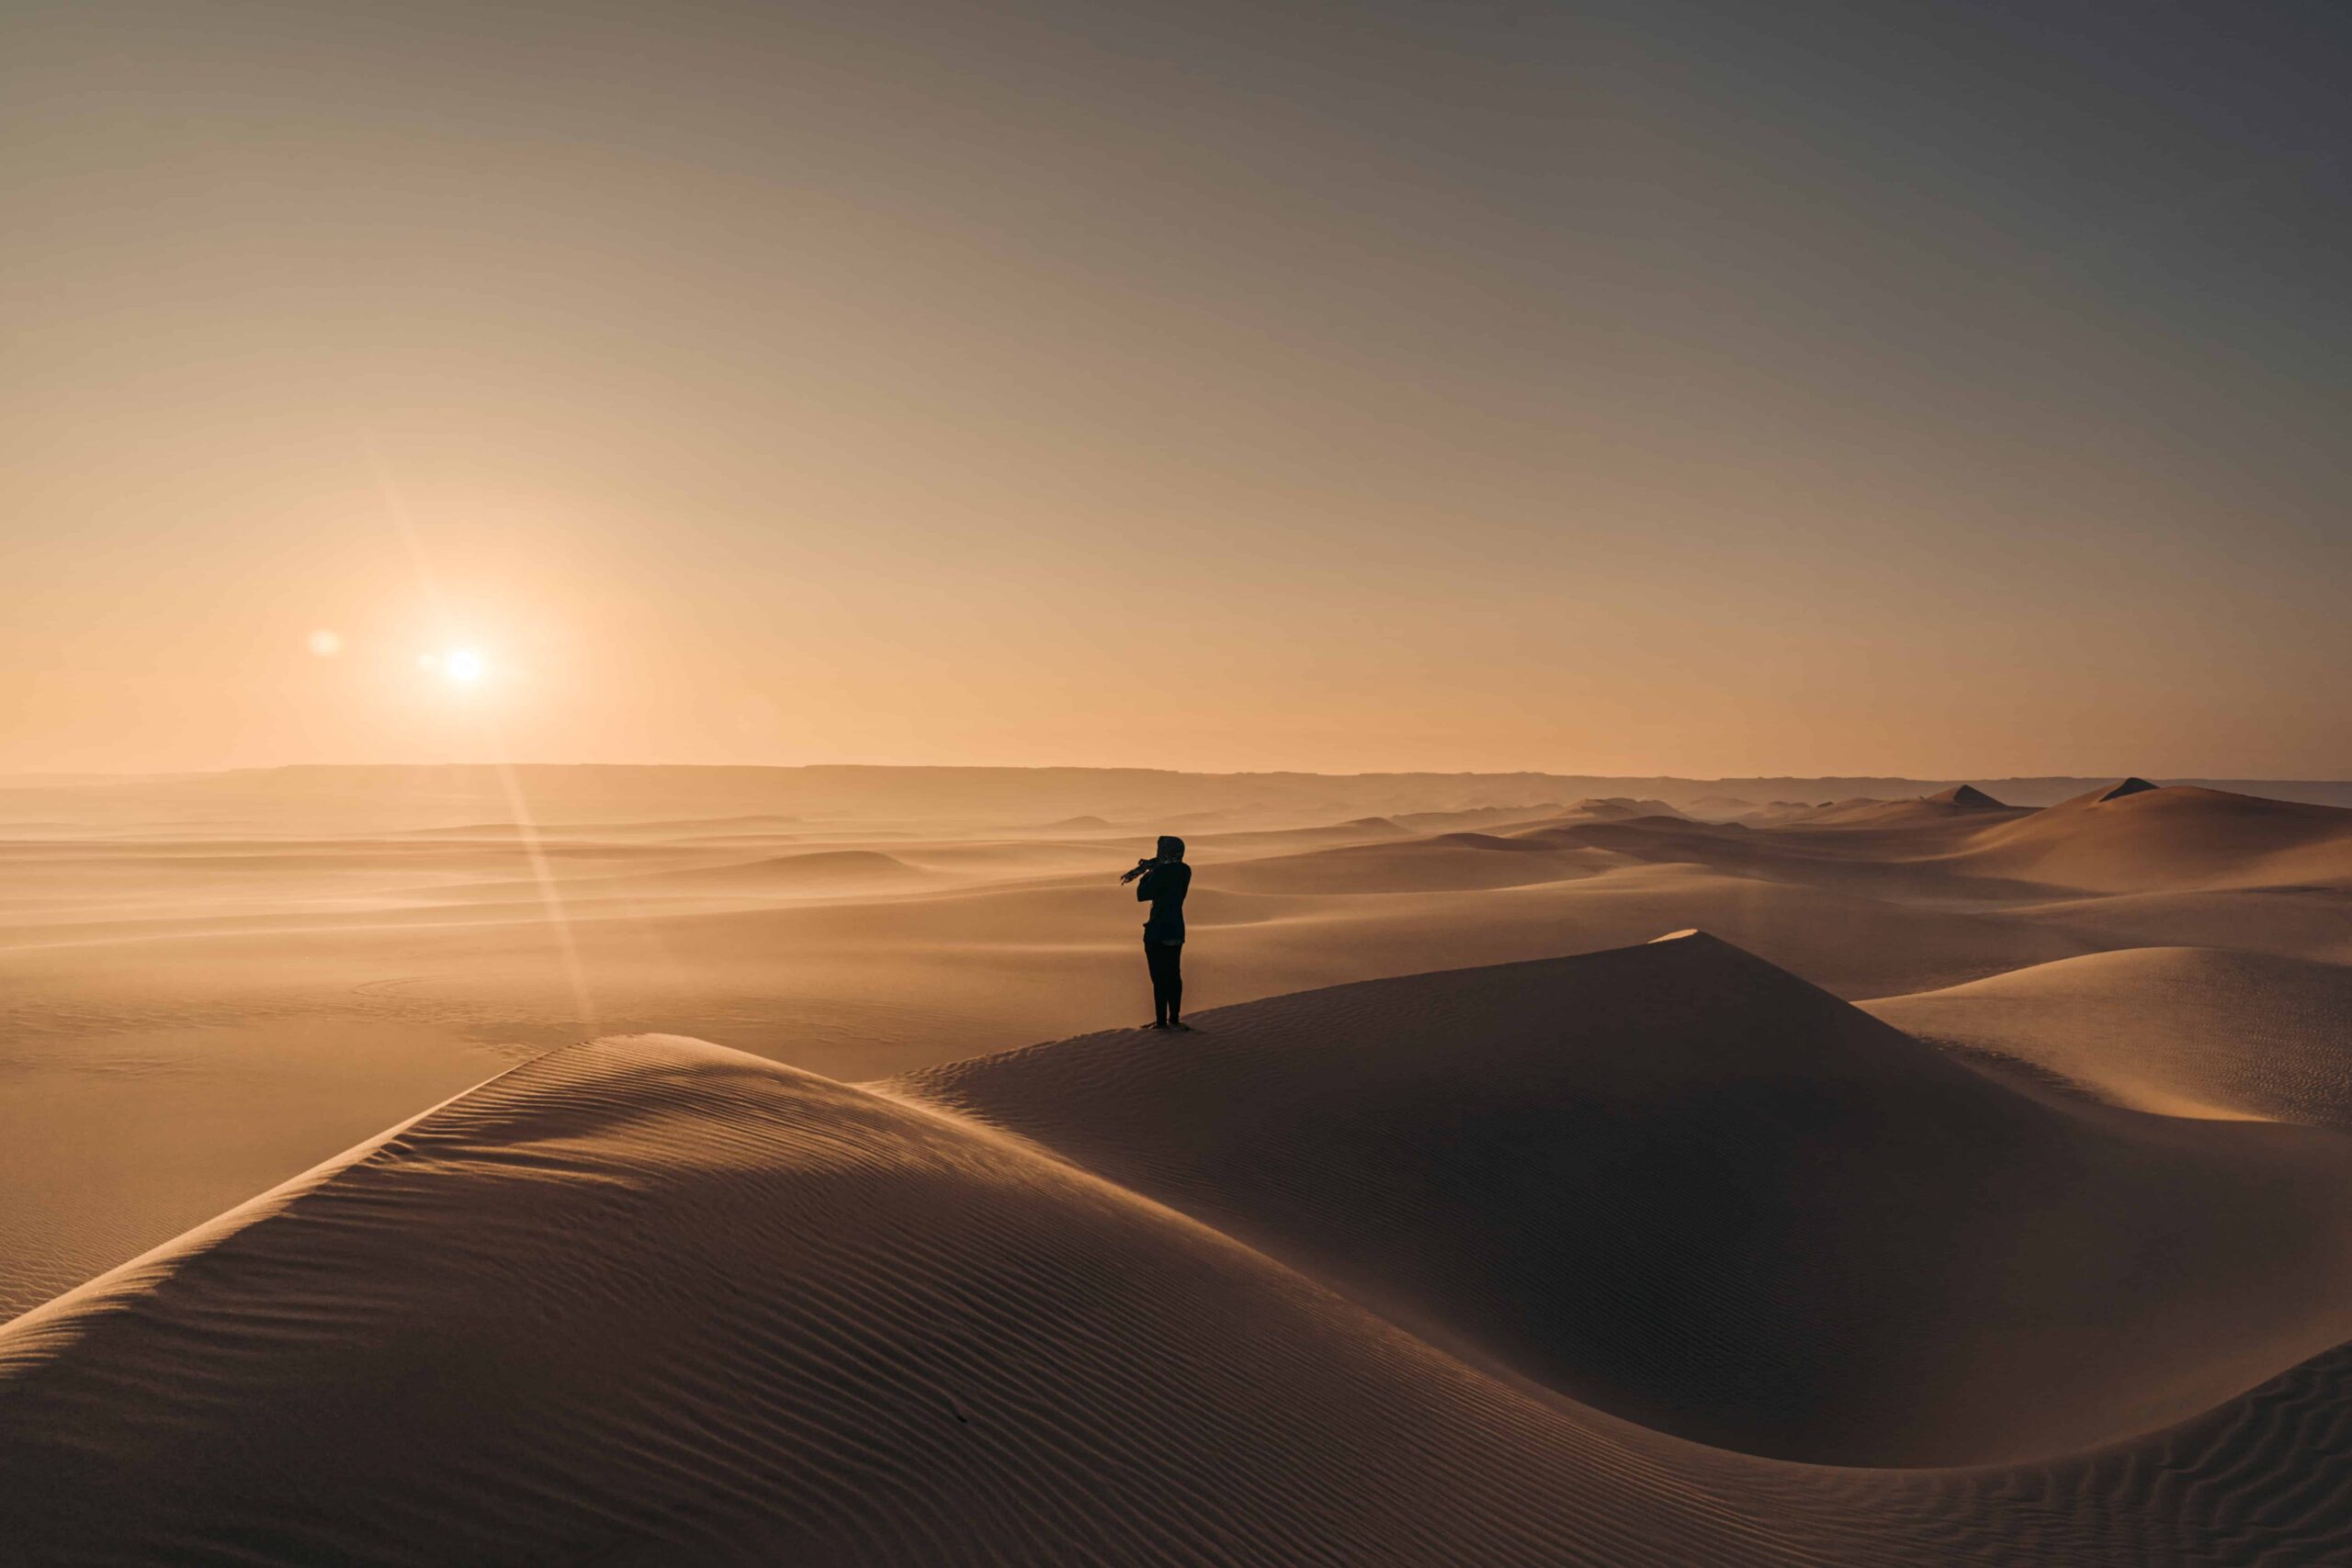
[1120,835,1191,1030]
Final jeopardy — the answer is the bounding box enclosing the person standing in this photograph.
[1120,836,1192,1030]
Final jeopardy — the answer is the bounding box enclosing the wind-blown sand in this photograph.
[3,769,2349,1562]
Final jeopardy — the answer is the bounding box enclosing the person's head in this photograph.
[1156,834,1186,862]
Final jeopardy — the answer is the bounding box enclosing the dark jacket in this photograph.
[1136,861,1191,943]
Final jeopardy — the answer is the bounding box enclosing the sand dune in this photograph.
[1500,798,1689,833]
[6,773,2348,1452]
[1565,796,1686,821]
[1514,784,2350,909]
[1,1032,1850,1567]
[1950,782,2352,892]
[1170,816,1419,855]
[605,848,934,893]
[13,766,2351,838]
[394,813,811,840]
[432,848,936,903]
[2008,883,2352,965]
[1197,833,1610,895]
[899,933,2352,1466]
[16,1035,1739,1566]
[1867,945,2352,1127]
[1390,802,1567,832]
[1493,814,2040,899]
[1778,784,2025,830]
[0,1019,514,1324]
[6,976,2351,1562]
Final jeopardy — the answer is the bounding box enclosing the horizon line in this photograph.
[7,763,2350,786]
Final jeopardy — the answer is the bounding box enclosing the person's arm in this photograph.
[1134,863,1159,901]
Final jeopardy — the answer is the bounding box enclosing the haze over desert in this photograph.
[8,0,2352,1562]
[2,765,2348,1562]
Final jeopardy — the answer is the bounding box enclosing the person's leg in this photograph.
[1145,942,1172,1026]
[1165,942,1183,1027]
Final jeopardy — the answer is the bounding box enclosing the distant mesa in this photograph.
[1040,814,1118,831]
[2097,777,2160,802]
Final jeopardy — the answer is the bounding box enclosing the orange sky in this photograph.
[6,2,2347,778]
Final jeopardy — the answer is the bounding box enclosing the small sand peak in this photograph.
[2097,777,2160,802]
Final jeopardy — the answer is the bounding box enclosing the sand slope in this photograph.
[432,848,936,903]
[1778,784,2026,831]
[1519,785,2352,908]
[1950,784,2352,892]
[7,1021,2352,1565]
[1198,833,1611,895]
[6,1035,1712,1566]
[1866,946,2352,1127]
[900,934,2352,1465]
[7,784,2233,1322]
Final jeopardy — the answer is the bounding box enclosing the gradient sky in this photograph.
[6,0,2347,777]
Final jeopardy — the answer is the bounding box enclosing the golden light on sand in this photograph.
[5,765,2352,1562]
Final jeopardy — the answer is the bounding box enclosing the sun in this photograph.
[442,649,485,682]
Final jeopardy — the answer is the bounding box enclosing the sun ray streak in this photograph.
[364,429,599,1036]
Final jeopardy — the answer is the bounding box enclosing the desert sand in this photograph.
[3,766,2349,1562]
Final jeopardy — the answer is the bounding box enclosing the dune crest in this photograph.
[5,1035,1723,1565]
[1952,784,2352,891]
[1867,946,2352,1129]
[8,1020,2352,1563]
[898,934,2352,1465]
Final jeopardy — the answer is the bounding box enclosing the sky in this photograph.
[4,0,2347,778]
